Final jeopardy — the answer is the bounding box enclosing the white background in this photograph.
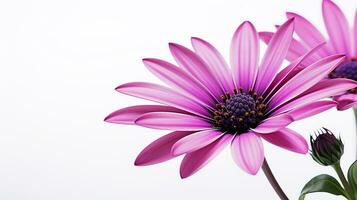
[0,0,356,199]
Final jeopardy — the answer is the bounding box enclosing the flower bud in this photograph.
[310,128,344,166]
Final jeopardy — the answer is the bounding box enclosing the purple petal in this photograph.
[254,18,294,94]
[260,128,308,154]
[169,43,223,98]
[143,58,215,107]
[269,55,345,108]
[104,105,187,125]
[116,82,209,117]
[180,134,232,178]
[273,79,357,115]
[264,43,326,100]
[259,31,314,65]
[286,12,329,57]
[171,129,222,156]
[288,100,337,121]
[231,132,264,175]
[322,0,352,55]
[135,112,211,131]
[135,131,193,166]
[191,37,235,92]
[252,114,293,134]
[231,21,259,91]
[334,94,357,110]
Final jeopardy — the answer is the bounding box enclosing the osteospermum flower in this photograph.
[260,0,357,110]
[105,19,356,178]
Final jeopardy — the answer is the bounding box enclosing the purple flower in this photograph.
[105,19,356,178]
[260,0,357,110]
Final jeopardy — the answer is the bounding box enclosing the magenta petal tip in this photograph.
[134,158,144,166]
[190,36,202,43]
[168,42,180,49]
[104,115,112,123]
[114,83,128,92]
[286,12,297,19]
[142,58,153,63]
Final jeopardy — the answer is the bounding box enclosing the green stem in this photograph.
[261,158,289,200]
[353,108,357,160]
[333,162,355,200]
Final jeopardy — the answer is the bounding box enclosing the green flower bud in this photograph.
[310,128,344,166]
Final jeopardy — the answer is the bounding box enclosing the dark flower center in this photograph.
[212,89,267,134]
[329,59,357,93]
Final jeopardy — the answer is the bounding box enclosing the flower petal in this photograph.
[259,31,314,65]
[254,18,294,94]
[135,131,193,166]
[104,105,187,125]
[273,78,357,115]
[260,128,308,154]
[288,100,337,121]
[252,114,293,134]
[169,43,223,98]
[143,58,215,107]
[231,132,264,175]
[334,94,357,110]
[286,12,328,57]
[180,134,232,178]
[191,37,235,92]
[231,21,259,91]
[322,0,352,55]
[269,55,345,108]
[264,42,325,100]
[116,82,209,117]
[171,129,222,156]
[135,112,211,131]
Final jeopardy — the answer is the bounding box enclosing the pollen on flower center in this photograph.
[329,59,357,93]
[212,89,267,134]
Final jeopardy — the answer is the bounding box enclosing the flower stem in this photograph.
[333,162,355,200]
[261,158,289,200]
[353,107,357,159]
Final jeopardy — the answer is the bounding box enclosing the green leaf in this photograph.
[299,174,347,200]
[348,160,357,196]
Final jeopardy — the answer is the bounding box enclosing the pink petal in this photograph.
[273,78,357,115]
[180,134,232,178]
[269,55,345,108]
[231,132,264,175]
[169,43,223,98]
[288,100,337,121]
[322,0,352,55]
[135,112,212,131]
[254,18,294,94]
[251,114,293,134]
[171,129,222,156]
[104,105,187,125]
[260,128,308,154]
[231,21,259,91]
[116,82,209,117]
[334,94,357,110]
[191,37,235,93]
[135,131,193,166]
[264,42,326,100]
[143,58,215,107]
[286,12,329,57]
[259,31,314,65]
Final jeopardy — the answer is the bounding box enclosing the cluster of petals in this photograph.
[260,0,357,110]
[105,17,357,178]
